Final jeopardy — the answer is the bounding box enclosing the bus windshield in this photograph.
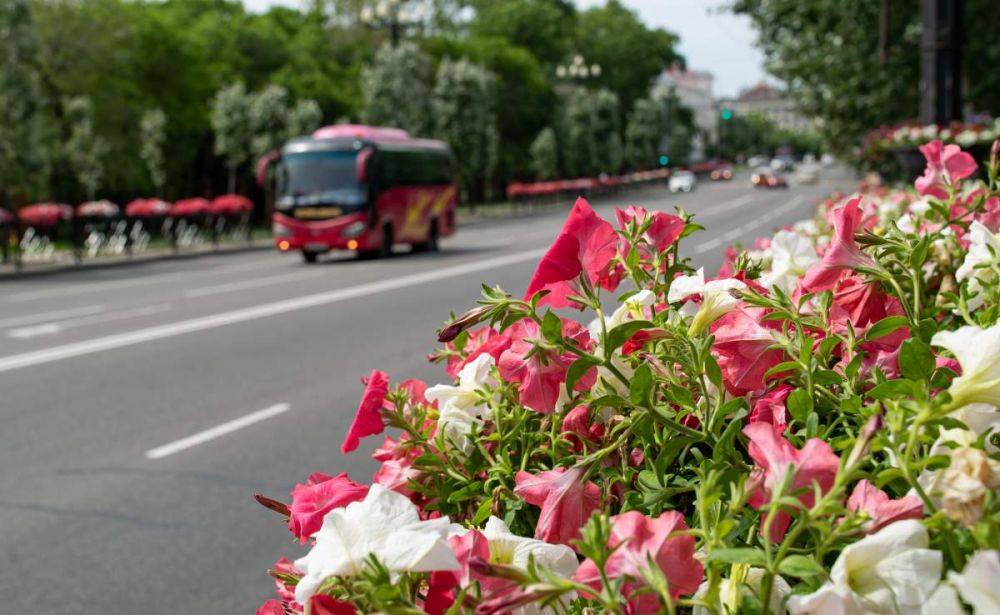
[277,150,366,210]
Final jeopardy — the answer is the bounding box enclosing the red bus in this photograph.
[271,125,457,262]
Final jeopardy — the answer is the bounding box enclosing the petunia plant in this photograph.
[255,139,1000,615]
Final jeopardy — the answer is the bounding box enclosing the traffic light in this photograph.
[720,108,733,121]
[658,155,670,166]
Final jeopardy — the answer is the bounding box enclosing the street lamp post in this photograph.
[359,0,427,47]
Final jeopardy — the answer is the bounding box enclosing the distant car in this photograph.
[795,164,819,184]
[770,156,795,172]
[752,168,788,188]
[747,155,768,168]
[710,165,733,181]
[669,170,696,193]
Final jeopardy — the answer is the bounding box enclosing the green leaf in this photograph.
[566,357,599,393]
[864,316,909,342]
[899,338,934,380]
[541,310,562,343]
[630,363,653,406]
[786,388,814,423]
[607,320,654,352]
[778,555,825,579]
[867,379,914,400]
[705,354,723,387]
[765,361,800,378]
[470,497,493,526]
[706,548,767,566]
[813,369,842,386]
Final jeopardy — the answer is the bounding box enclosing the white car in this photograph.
[669,170,696,193]
[795,163,819,184]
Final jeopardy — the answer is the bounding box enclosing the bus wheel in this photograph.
[301,250,319,264]
[413,219,439,253]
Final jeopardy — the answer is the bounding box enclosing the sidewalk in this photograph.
[0,238,271,279]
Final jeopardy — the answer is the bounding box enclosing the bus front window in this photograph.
[277,151,367,211]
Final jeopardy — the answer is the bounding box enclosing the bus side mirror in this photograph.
[356,147,373,183]
[256,151,280,187]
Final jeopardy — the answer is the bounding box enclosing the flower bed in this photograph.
[255,140,1000,615]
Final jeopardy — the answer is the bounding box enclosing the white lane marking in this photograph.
[0,248,545,374]
[698,194,756,218]
[5,254,287,303]
[6,304,172,339]
[695,195,805,254]
[145,403,291,459]
[0,305,106,329]
[183,269,327,298]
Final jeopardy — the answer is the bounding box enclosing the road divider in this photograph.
[145,402,292,459]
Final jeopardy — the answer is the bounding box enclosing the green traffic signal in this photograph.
[720,108,733,120]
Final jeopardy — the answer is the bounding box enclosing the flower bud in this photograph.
[846,412,883,469]
[438,305,491,343]
[990,138,1000,170]
[254,492,291,517]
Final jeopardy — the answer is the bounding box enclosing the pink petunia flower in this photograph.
[524,197,621,308]
[800,197,875,292]
[846,479,923,533]
[498,318,595,414]
[340,370,390,454]
[288,472,369,543]
[749,384,792,434]
[514,467,601,547]
[743,422,840,541]
[615,205,685,253]
[710,307,785,396]
[915,139,978,199]
[573,510,703,613]
[255,599,284,615]
[443,327,513,380]
[308,594,357,614]
[424,530,491,615]
[271,557,301,605]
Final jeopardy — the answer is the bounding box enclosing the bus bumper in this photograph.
[272,212,375,253]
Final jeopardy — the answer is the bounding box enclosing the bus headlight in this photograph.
[342,221,367,238]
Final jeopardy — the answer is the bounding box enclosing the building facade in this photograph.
[656,66,717,160]
[718,82,812,132]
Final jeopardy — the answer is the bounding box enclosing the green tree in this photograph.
[625,97,663,170]
[558,88,598,178]
[469,0,576,66]
[362,42,432,135]
[139,108,167,195]
[288,99,323,138]
[64,97,108,200]
[593,89,623,174]
[0,0,54,206]
[576,1,682,119]
[432,58,499,201]
[529,127,558,180]
[211,82,254,194]
[249,84,291,160]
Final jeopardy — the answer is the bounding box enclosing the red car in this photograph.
[270,125,457,262]
[710,165,733,181]
[751,168,788,188]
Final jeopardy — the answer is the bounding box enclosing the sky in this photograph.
[242,0,767,98]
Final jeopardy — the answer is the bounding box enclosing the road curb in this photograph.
[0,242,272,280]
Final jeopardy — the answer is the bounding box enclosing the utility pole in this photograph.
[919,0,965,125]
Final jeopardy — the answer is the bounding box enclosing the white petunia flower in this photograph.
[955,221,999,311]
[919,428,1000,527]
[480,516,578,615]
[948,550,1000,614]
[788,520,954,615]
[909,198,932,216]
[668,268,746,335]
[931,323,1000,409]
[426,353,497,416]
[294,484,458,604]
[761,230,819,294]
[897,214,916,234]
[693,566,791,615]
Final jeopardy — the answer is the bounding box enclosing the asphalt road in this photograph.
[0,170,852,614]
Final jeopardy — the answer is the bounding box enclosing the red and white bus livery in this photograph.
[271,125,457,262]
